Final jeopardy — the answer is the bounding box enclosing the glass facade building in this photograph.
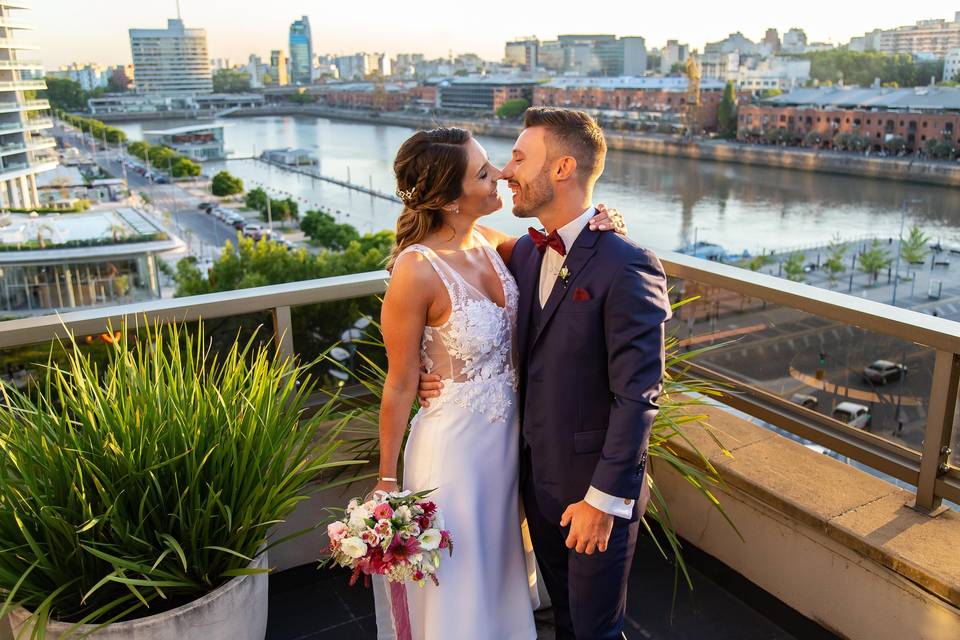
[288,16,313,85]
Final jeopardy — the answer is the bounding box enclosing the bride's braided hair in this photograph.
[387,128,471,271]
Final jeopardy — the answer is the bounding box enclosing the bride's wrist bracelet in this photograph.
[379,476,398,483]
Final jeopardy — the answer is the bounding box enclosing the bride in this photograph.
[372,128,621,639]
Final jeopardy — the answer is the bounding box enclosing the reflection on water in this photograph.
[115,115,960,254]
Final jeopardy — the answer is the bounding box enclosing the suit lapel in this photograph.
[532,225,599,348]
[516,243,542,359]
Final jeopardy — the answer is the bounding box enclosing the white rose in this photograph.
[418,528,442,551]
[394,505,412,523]
[339,536,367,560]
[349,505,371,529]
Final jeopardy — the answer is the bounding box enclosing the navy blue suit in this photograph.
[509,221,671,639]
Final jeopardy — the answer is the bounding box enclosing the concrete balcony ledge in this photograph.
[658,403,960,639]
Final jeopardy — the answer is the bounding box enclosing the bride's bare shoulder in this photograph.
[388,250,441,299]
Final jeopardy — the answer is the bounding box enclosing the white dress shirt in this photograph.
[536,207,635,520]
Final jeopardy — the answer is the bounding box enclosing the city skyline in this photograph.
[33,1,960,69]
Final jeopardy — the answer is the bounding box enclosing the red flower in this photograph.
[419,501,437,517]
[385,533,421,563]
[417,515,431,530]
[439,530,452,550]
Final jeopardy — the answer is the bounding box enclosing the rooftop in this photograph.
[542,76,727,91]
[763,86,960,111]
[142,123,227,136]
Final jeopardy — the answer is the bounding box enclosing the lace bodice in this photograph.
[396,231,518,423]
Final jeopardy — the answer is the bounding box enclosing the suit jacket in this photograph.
[509,223,671,524]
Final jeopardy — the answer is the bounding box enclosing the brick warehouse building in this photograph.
[738,86,960,152]
[533,77,745,132]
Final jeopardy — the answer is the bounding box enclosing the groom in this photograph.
[423,107,670,638]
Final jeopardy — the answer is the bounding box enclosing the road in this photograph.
[673,299,937,452]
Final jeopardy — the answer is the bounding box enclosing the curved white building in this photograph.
[0,1,56,209]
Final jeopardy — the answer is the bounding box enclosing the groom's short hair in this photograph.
[523,107,606,184]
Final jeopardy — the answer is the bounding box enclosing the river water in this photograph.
[116,115,960,255]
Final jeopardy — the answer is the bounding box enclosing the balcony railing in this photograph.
[0,253,958,512]
[0,79,45,90]
[0,98,47,112]
[0,59,40,69]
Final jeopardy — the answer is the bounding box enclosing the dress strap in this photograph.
[395,244,460,298]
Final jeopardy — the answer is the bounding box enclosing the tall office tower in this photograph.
[129,14,212,95]
[289,16,313,84]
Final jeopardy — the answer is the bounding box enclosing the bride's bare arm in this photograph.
[375,252,439,494]
[477,204,626,264]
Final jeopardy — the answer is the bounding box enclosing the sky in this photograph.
[31,1,960,69]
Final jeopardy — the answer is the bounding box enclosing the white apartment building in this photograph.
[660,40,689,74]
[47,63,111,92]
[129,18,212,95]
[945,49,960,81]
[850,13,960,57]
[0,2,57,209]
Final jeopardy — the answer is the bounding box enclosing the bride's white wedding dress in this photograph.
[386,231,536,640]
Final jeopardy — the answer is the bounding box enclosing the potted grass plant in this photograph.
[0,321,356,639]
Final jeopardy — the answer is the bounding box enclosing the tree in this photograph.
[170,157,201,178]
[717,81,738,139]
[884,136,906,155]
[669,62,685,75]
[496,98,530,120]
[900,226,930,265]
[803,131,823,148]
[127,141,149,161]
[173,232,394,363]
[245,187,268,212]
[859,239,892,284]
[212,69,252,93]
[823,236,847,286]
[269,197,299,222]
[795,49,944,87]
[300,210,361,250]
[211,171,244,196]
[44,77,88,111]
[782,252,806,282]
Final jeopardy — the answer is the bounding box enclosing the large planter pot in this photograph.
[8,553,269,640]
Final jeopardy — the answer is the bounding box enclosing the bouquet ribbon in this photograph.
[389,580,413,640]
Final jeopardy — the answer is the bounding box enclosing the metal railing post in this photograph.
[271,305,295,362]
[911,350,960,516]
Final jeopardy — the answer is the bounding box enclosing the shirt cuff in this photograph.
[584,485,634,519]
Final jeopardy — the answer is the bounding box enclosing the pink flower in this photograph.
[439,530,452,550]
[374,520,393,539]
[327,521,348,542]
[384,533,421,563]
[361,529,378,545]
[374,503,394,520]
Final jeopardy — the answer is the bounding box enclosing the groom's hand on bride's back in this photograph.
[560,500,614,555]
[417,371,444,407]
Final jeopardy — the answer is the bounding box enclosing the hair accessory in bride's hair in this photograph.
[396,186,416,204]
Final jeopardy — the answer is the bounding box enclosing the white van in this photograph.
[832,402,871,430]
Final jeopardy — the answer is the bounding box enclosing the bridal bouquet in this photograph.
[326,489,453,586]
[326,490,453,640]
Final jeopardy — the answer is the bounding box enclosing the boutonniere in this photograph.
[558,266,571,288]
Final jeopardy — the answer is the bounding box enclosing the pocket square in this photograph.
[572,287,591,302]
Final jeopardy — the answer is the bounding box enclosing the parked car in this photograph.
[198,202,216,212]
[213,208,231,221]
[270,236,294,250]
[242,223,263,238]
[862,360,907,385]
[832,402,871,430]
[790,393,818,409]
[232,218,248,231]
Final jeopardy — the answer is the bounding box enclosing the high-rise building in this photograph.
[529,34,646,76]
[270,50,288,85]
[851,13,960,57]
[660,40,690,75]
[47,63,111,92]
[781,28,808,54]
[0,1,57,209]
[505,38,539,71]
[763,28,781,54]
[289,16,313,84]
[129,18,212,95]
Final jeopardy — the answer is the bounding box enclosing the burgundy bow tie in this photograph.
[528,227,566,256]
